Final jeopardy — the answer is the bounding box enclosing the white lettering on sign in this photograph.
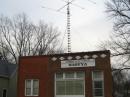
[61,59,95,68]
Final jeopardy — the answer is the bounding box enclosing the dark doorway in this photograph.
[2,89,7,97]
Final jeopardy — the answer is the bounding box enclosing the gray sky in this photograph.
[0,0,113,52]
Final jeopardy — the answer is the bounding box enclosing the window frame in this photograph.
[25,79,39,96]
[55,72,85,97]
[92,71,104,97]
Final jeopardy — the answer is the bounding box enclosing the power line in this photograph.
[59,28,67,51]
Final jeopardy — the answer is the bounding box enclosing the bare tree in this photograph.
[0,13,63,64]
[98,0,130,67]
[97,1,130,96]
[112,69,127,97]
[106,0,130,31]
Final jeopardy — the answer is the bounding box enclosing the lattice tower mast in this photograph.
[57,0,85,53]
[67,0,71,53]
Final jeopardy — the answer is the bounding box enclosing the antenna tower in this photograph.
[42,0,96,53]
[57,0,76,53]
[67,0,71,53]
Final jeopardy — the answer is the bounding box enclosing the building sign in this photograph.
[61,59,95,68]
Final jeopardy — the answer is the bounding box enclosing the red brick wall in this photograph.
[18,56,49,97]
[17,50,113,97]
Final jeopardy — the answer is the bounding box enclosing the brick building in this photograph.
[17,50,112,97]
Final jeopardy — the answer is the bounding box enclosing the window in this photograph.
[25,79,39,96]
[92,71,104,97]
[55,72,85,96]
[2,89,7,97]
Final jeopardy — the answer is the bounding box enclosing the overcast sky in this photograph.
[0,0,113,52]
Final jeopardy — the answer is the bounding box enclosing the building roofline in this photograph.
[19,50,110,59]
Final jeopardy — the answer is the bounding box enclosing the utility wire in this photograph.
[59,27,67,51]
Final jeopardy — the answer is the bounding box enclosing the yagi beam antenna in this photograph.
[61,0,85,10]
[57,0,76,11]
[41,0,95,53]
